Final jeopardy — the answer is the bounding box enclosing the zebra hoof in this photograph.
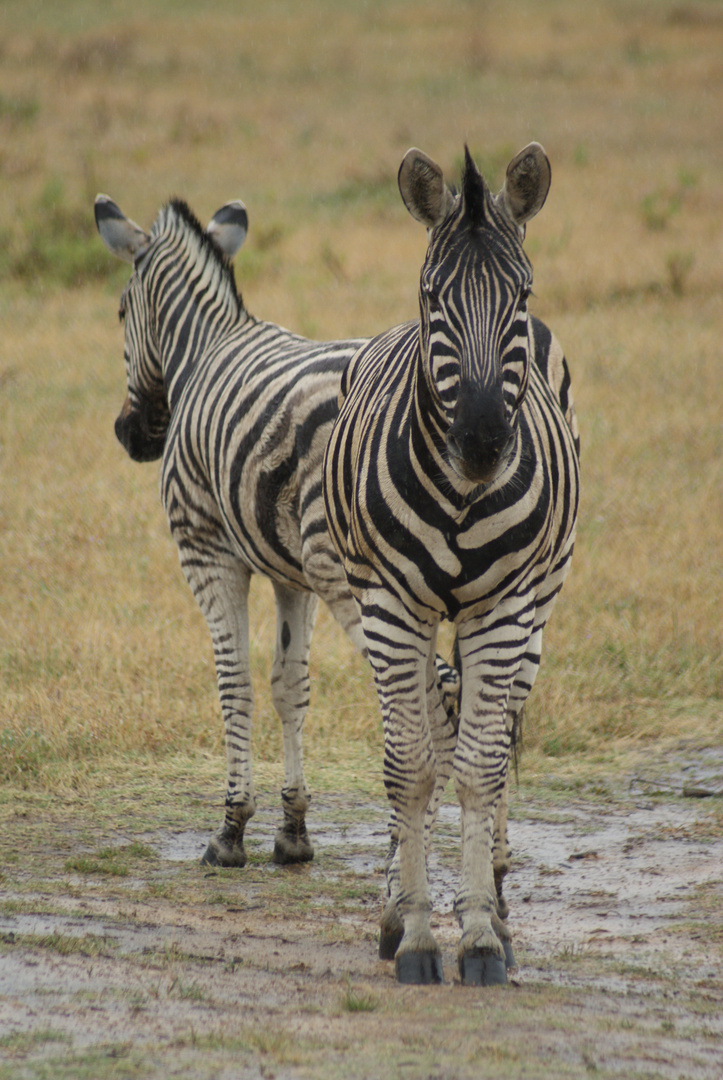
[503,939,516,970]
[201,837,247,868]
[379,926,403,961]
[395,950,444,985]
[272,827,314,866]
[458,948,507,986]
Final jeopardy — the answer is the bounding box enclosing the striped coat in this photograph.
[96,194,370,867]
[324,144,580,984]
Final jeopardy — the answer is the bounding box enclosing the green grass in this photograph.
[0,1029,70,1053]
[0,1045,147,1080]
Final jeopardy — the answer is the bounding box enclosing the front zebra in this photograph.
[323,144,580,985]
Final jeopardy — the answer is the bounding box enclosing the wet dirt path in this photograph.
[1,761,722,1079]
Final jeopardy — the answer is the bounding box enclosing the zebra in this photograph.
[323,143,580,985]
[95,193,459,870]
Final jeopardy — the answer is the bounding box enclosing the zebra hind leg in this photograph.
[270,584,318,866]
[493,707,523,920]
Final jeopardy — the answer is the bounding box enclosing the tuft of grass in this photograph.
[2,932,114,957]
[341,979,380,1013]
[64,841,156,877]
[5,1043,142,1080]
[172,980,207,1002]
[666,249,695,296]
[65,855,128,877]
[639,169,698,231]
[0,1028,70,1053]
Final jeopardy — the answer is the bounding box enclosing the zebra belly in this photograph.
[162,352,350,592]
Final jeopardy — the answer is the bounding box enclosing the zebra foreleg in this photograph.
[452,618,533,985]
[492,768,512,921]
[379,634,456,964]
[304,543,460,894]
[269,583,318,865]
[454,738,511,987]
[192,562,256,868]
[364,607,443,983]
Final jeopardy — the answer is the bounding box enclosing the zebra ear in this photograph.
[398,149,456,229]
[497,143,551,228]
[94,195,151,263]
[206,200,248,259]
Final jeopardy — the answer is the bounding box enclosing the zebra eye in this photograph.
[518,288,531,308]
[424,284,442,312]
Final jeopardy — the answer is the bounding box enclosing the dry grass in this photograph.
[1,0,722,799]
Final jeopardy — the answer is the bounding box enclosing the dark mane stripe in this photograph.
[155,197,243,315]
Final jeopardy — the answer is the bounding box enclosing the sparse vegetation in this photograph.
[341,979,380,1013]
[1,0,722,1076]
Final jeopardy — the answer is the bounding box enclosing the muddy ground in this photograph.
[1,750,722,1080]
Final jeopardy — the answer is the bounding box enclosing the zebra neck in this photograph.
[156,268,247,413]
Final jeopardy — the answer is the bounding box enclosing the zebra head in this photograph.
[398,143,551,486]
[95,194,248,462]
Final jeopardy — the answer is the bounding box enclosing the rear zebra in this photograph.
[95,193,459,869]
[323,144,580,985]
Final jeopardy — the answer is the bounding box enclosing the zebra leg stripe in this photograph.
[270,582,318,865]
[380,629,458,961]
[362,599,443,976]
[177,546,255,869]
[452,598,537,968]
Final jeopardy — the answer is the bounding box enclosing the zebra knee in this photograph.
[384,751,436,815]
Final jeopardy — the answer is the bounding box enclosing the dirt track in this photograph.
[1,756,722,1079]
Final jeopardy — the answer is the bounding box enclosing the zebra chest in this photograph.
[349,475,552,620]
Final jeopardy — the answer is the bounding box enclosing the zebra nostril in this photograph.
[447,431,461,458]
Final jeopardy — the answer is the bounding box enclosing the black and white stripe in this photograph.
[96,192,460,869]
[323,144,580,984]
[96,194,372,868]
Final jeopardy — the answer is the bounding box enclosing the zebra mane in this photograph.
[458,150,527,256]
[152,197,244,318]
[461,145,488,229]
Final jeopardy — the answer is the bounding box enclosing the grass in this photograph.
[340,979,380,1013]
[1,2,722,1076]
[64,841,156,877]
[1,1,719,791]
[1,932,115,958]
[0,1030,70,1053]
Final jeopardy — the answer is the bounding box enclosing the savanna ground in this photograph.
[1,1,722,1077]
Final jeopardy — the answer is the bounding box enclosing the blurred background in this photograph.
[1,0,721,794]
